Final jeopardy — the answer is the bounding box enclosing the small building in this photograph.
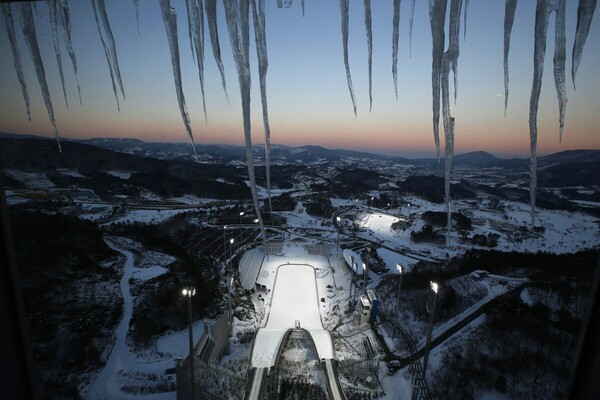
[356,294,372,325]
[367,289,379,322]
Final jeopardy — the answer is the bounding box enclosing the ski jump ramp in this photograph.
[247,263,345,399]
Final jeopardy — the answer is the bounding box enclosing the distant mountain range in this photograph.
[1,132,599,172]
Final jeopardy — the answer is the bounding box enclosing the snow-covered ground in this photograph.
[104,170,133,180]
[4,169,56,188]
[84,237,193,400]
[109,209,190,225]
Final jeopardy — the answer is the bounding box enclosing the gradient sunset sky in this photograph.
[1,0,599,157]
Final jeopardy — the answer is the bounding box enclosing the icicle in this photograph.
[206,0,229,101]
[340,0,357,117]
[529,0,551,228]
[1,4,31,121]
[553,0,567,141]
[572,0,597,90]
[392,0,400,100]
[463,0,469,41]
[223,0,267,250]
[449,0,461,105]
[159,0,196,154]
[17,3,61,151]
[364,0,373,111]
[186,0,208,123]
[302,0,306,16]
[251,0,273,218]
[56,0,82,106]
[408,0,415,58]
[185,0,197,63]
[97,0,125,100]
[133,0,140,34]
[429,0,447,161]
[91,0,120,111]
[441,0,462,245]
[277,0,283,8]
[284,0,293,8]
[48,0,69,108]
[503,0,517,116]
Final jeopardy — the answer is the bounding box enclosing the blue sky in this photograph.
[0,0,599,157]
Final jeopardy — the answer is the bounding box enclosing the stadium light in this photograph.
[182,287,196,400]
[423,280,440,377]
[396,263,403,310]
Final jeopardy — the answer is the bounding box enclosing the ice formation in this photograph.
[17,2,61,151]
[441,0,463,243]
[206,0,229,101]
[185,0,208,123]
[251,0,273,216]
[572,0,597,90]
[429,0,447,160]
[463,0,469,40]
[223,0,267,245]
[1,4,31,121]
[133,0,140,34]
[365,0,373,111]
[55,0,82,106]
[48,0,68,107]
[503,0,517,116]
[340,0,357,117]
[91,0,121,111]
[96,0,125,101]
[185,0,196,62]
[392,0,400,100]
[554,0,567,141]
[408,0,415,58]
[528,0,551,228]
[159,0,196,153]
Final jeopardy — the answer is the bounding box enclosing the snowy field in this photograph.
[109,209,190,225]
[83,237,189,400]
[347,199,599,261]
[4,169,56,188]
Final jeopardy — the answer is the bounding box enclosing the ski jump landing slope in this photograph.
[251,264,334,368]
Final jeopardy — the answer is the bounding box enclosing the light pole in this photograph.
[239,211,244,242]
[370,196,374,208]
[396,263,403,309]
[362,262,368,296]
[223,225,227,260]
[422,281,439,378]
[336,216,341,250]
[182,288,196,400]
[228,277,234,337]
[229,238,234,261]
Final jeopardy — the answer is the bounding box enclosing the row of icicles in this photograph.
[1,0,597,246]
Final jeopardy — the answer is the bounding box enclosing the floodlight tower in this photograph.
[362,262,368,296]
[396,263,403,309]
[239,211,244,242]
[228,277,234,337]
[182,287,196,400]
[336,216,341,250]
[422,281,439,377]
[223,225,227,260]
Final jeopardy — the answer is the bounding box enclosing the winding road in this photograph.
[85,237,174,400]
